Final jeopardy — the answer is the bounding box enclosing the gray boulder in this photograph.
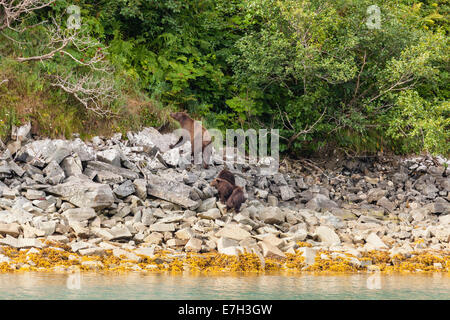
[279,185,296,201]
[146,173,199,209]
[433,198,450,215]
[113,180,136,198]
[46,176,114,209]
[306,194,339,211]
[367,188,387,203]
[316,226,341,246]
[97,149,121,167]
[86,161,139,180]
[60,155,83,176]
[259,207,285,224]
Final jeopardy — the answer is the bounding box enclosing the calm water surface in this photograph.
[0,272,449,299]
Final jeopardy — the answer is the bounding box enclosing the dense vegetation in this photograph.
[0,0,448,156]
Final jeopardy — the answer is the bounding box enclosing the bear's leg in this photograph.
[169,136,184,149]
[202,141,213,169]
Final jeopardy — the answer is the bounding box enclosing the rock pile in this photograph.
[0,123,449,270]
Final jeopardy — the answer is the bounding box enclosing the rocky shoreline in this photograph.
[0,124,449,273]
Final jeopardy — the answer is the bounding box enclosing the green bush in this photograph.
[227,0,449,155]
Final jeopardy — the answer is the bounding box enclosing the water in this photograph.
[0,272,449,300]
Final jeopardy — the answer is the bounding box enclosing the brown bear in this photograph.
[217,168,235,186]
[210,177,234,204]
[169,112,212,169]
[226,186,245,213]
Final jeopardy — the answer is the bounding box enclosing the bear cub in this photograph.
[210,168,246,213]
[226,186,245,213]
[210,178,234,204]
[217,168,235,186]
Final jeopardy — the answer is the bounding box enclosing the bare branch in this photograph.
[15,17,113,73]
[286,107,327,150]
[1,4,117,117]
[0,0,55,31]
[49,72,118,117]
[352,50,367,101]
[368,74,415,104]
[0,29,28,43]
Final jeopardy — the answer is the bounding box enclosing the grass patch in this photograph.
[0,58,172,142]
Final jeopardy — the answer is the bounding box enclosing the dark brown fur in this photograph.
[30,116,40,138]
[217,169,235,186]
[169,112,212,169]
[210,178,234,204]
[226,186,245,213]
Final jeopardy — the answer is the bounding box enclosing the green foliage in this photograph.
[0,106,20,142]
[384,91,449,155]
[227,0,449,155]
[88,0,244,114]
[0,0,448,156]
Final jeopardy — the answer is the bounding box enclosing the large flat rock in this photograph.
[0,236,42,249]
[46,176,114,209]
[127,127,177,153]
[86,161,140,180]
[15,139,96,166]
[146,173,199,209]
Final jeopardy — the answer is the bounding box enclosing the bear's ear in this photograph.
[170,112,178,120]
